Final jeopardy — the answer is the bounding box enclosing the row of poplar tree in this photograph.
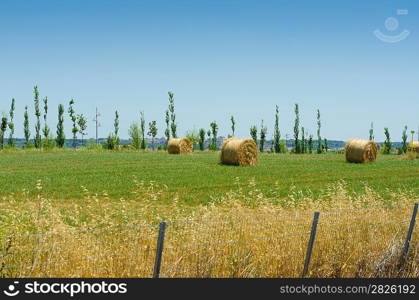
[2,87,412,152]
[369,123,417,155]
[0,87,87,150]
[0,87,329,152]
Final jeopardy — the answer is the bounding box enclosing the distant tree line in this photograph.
[0,86,416,154]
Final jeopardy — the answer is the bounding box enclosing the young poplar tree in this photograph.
[168,92,177,138]
[401,125,408,153]
[308,134,313,154]
[210,121,218,150]
[164,109,170,147]
[324,138,328,152]
[259,120,267,152]
[78,114,88,146]
[293,103,300,153]
[207,130,211,146]
[316,109,322,154]
[301,127,306,153]
[68,99,78,149]
[383,127,392,154]
[34,86,42,149]
[199,128,206,151]
[56,104,65,148]
[147,120,158,150]
[140,111,146,150]
[8,98,15,147]
[24,106,30,146]
[42,97,50,139]
[128,123,141,150]
[250,125,258,146]
[0,116,7,150]
[273,105,281,153]
[230,116,236,137]
[114,111,120,146]
[369,122,374,141]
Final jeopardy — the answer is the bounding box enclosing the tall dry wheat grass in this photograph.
[0,178,417,278]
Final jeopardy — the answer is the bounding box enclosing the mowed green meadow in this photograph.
[0,150,418,204]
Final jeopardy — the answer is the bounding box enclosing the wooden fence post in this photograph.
[400,203,418,266]
[302,212,320,278]
[153,222,167,278]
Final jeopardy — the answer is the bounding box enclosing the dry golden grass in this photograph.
[0,179,418,278]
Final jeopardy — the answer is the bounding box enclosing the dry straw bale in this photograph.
[408,141,419,153]
[167,138,193,154]
[345,138,377,163]
[220,138,258,166]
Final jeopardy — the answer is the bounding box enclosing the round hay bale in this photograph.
[167,138,193,154]
[345,139,377,163]
[220,138,258,166]
[408,141,419,153]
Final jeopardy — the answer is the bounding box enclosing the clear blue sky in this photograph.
[0,0,418,141]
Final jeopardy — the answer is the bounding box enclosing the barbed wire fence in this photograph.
[0,203,417,278]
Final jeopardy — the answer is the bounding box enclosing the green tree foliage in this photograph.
[209,121,218,150]
[301,127,306,153]
[259,120,267,152]
[230,116,236,137]
[401,125,408,153]
[68,99,78,149]
[104,134,118,150]
[42,97,50,139]
[293,103,301,153]
[164,109,170,147]
[198,128,206,151]
[168,92,177,138]
[78,114,88,146]
[140,111,146,150]
[128,122,141,150]
[383,127,392,154]
[324,138,328,152]
[273,105,281,153]
[24,106,31,146]
[34,86,42,149]
[250,125,258,146]
[316,109,322,154]
[148,120,158,150]
[114,111,120,146]
[369,122,374,141]
[308,134,314,154]
[0,116,7,150]
[56,104,65,148]
[185,129,199,151]
[8,98,15,147]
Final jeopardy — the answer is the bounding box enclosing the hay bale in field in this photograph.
[345,138,377,163]
[167,138,193,154]
[220,138,258,166]
[408,141,419,153]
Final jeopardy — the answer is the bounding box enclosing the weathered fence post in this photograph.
[153,222,167,278]
[400,203,418,266]
[302,212,320,278]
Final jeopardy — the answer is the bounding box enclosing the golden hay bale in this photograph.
[220,138,258,166]
[167,138,193,154]
[408,141,419,153]
[345,139,377,163]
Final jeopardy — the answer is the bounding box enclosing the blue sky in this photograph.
[0,0,418,141]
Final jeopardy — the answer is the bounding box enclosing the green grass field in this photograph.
[0,150,417,204]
